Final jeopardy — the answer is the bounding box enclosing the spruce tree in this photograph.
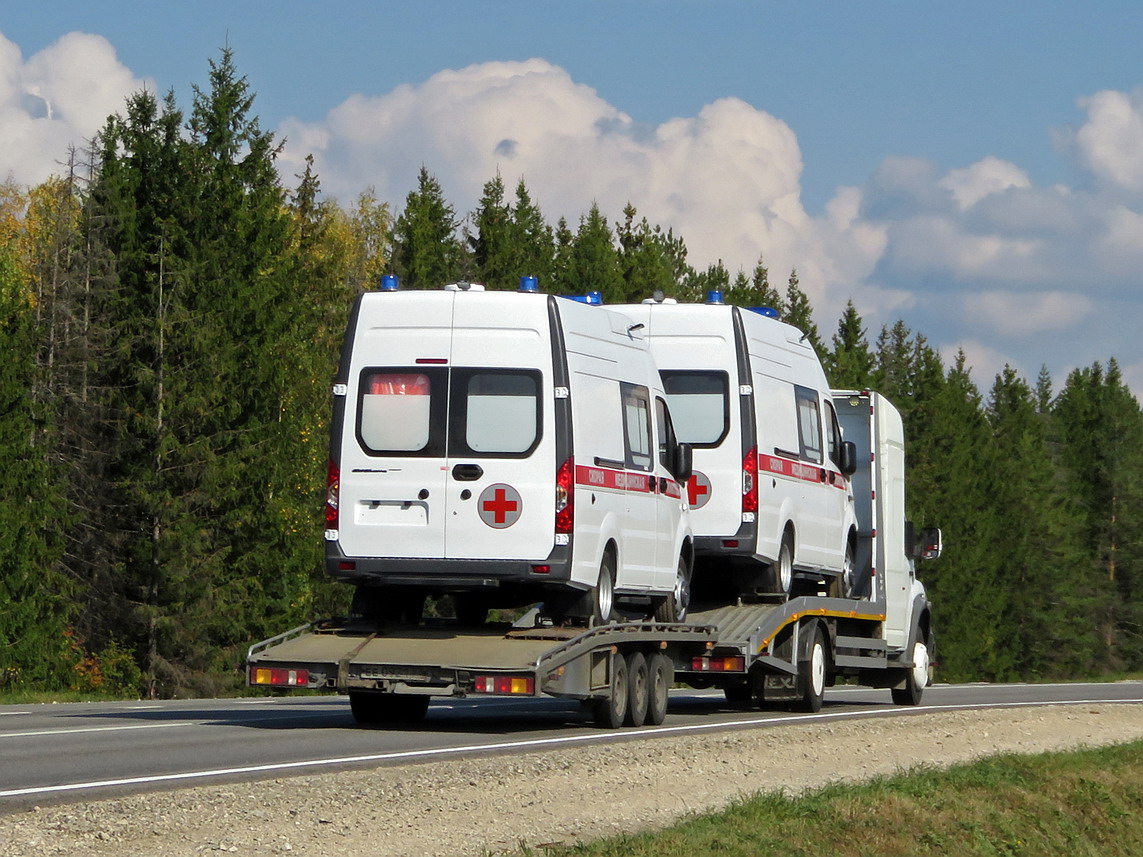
[567,203,624,302]
[510,179,554,290]
[780,268,822,352]
[825,300,874,389]
[471,173,515,289]
[392,166,461,289]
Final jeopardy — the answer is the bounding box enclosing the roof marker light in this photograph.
[380,274,400,291]
[519,276,540,292]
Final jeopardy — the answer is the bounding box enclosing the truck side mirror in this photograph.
[918,527,942,560]
[839,440,858,476]
[673,443,693,486]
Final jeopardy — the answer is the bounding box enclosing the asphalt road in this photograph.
[1,681,1140,811]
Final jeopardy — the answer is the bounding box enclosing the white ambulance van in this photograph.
[614,294,858,600]
[325,278,694,625]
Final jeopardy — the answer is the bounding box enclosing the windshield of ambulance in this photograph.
[357,367,541,457]
[660,370,729,447]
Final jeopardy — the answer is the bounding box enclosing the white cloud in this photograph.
[279,59,814,299]
[938,156,1031,211]
[1075,88,1143,192]
[0,31,146,185]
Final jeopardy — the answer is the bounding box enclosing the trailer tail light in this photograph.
[690,656,746,672]
[741,446,758,515]
[473,675,535,695]
[250,667,310,687]
[555,456,574,535]
[325,459,340,536]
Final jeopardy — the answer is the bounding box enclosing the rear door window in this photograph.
[358,369,446,455]
[452,369,542,456]
[661,370,729,447]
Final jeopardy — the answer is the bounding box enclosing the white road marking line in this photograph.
[0,712,31,717]
[0,710,347,740]
[1,697,1139,800]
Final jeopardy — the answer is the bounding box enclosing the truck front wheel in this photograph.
[891,632,931,706]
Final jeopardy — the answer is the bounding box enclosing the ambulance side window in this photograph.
[795,385,823,463]
[452,369,542,457]
[621,383,654,472]
[660,370,729,447]
[357,368,446,456]
[825,400,843,469]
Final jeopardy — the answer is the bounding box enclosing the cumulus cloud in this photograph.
[0,31,146,185]
[279,58,818,300]
[1075,88,1143,192]
[938,156,1031,211]
[969,291,1093,337]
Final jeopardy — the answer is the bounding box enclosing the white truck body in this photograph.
[612,299,858,597]
[324,284,693,619]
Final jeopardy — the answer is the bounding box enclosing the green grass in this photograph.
[504,740,1143,857]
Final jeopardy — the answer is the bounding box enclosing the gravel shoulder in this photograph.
[4,703,1142,857]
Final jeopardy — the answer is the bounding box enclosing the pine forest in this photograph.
[2,52,1141,698]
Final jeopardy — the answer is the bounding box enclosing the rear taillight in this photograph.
[473,675,535,695]
[742,446,758,514]
[555,455,574,534]
[249,667,310,687]
[325,459,340,532]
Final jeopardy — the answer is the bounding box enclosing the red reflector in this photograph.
[338,561,357,571]
[415,358,448,364]
[531,564,551,574]
[722,539,739,548]
[473,675,535,695]
[690,656,746,672]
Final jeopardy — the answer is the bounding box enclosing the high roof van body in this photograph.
[325,285,694,623]
[614,299,858,598]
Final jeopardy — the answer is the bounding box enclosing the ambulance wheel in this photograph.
[653,556,691,623]
[891,632,931,706]
[349,691,429,725]
[795,623,827,713]
[624,652,649,727]
[590,553,617,626]
[351,587,424,625]
[765,535,794,599]
[592,650,629,728]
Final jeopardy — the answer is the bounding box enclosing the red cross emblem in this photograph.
[478,483,522,528]
[686,470,712,509]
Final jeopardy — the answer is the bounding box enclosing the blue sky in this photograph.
[5,2,1143,397]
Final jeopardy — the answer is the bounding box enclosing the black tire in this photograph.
[654,556,691,623]
[624,652,649,727]
[891,630,931,706]
[454,595,489,627]
[795,623,827,713]
[592,650,629,728]
[647,653,671,726]
[765,534,794,599]
[349,692,430,725]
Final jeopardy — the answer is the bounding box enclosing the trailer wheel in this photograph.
[647,653,671,726]
[624,652,649,727]
[795,623,827,713]
[592,650,629,728]
[348,691,429,725]
[891,633,931,706]
[654,556,691,623]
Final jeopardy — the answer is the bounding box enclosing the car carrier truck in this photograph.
[248,387,940,726]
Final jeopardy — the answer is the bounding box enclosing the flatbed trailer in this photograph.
[248,389,938,727]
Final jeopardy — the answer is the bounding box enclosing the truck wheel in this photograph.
[592,650,629,728]
[647,653,671,726]
[351,587,425,625]
[624,652,649,727]
[795,623,827,713]
[891,634,931,706]
[454,595,488,627]
[765,535,794,599]
[349,691,430,725]
[653,557,691,623]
